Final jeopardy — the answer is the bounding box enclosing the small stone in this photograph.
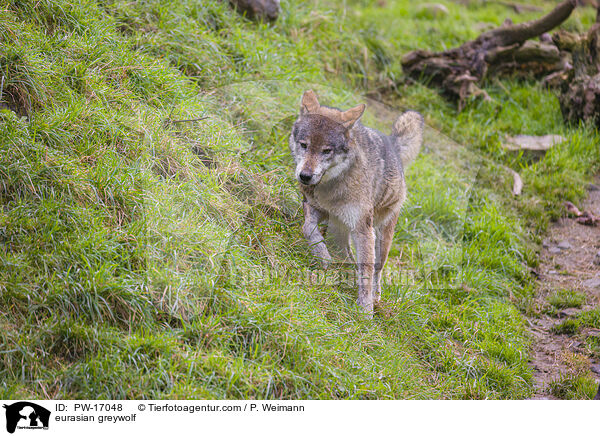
[583,277,600,289]
[542,238,552,248]
[591,364,600,376]
[503,134,566,155]
[417,3,449,19]
[594,251,600,266]
[548,247,561,254]
[558,308,580,318]
[557,240,572,250]
[587,183,600,192]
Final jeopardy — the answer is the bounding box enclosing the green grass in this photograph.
[549,308,600,399]
[548,289,586,310]
[0,0,598,399]
[552,307,600,336]
[585,335,600,359]
[552,319,581,335]
[550,374,599,400]
[548,352,598,400]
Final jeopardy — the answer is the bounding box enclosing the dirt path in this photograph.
[528,178,600,399]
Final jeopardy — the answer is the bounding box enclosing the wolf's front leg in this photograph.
[326,218,354,264]
[302,201,331,266]
[352,219,376,316]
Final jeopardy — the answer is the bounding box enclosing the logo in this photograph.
[2,402,50,433]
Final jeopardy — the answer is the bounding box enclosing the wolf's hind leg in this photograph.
[302,202,331,266]
[374,211,399,305]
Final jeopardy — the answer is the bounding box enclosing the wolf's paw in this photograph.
[320,257,332,269]
[356,299,374,318]
[373,299,383,311]
[373,288,381,304]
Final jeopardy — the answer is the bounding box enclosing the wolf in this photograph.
[289,89,424,315]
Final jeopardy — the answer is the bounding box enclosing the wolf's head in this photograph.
[289,90,365,186]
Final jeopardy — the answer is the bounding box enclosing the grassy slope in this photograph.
[0,0,598,399]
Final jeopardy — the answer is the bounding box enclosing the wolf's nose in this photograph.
[299,171,313,184]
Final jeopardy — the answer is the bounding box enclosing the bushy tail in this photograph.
[392,111,424,167]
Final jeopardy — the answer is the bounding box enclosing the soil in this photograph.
[528,178,600,399]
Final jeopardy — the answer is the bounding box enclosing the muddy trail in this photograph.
[528,178,600,400]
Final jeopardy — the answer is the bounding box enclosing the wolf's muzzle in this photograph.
[299,171,313,185]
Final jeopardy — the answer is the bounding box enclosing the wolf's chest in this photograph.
[307,188,362,230]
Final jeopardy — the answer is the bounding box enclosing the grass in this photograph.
[548,352,598,400]
[550,375,598,400]
[549,309,600,398]
[0,0,598,399]
[548,289,586,310]
[551,319,580,335]
[552,307,600,335]
[585,335,600,359]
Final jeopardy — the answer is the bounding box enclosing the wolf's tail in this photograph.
[392,111,424,167]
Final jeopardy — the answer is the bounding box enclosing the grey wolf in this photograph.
[289,90,424,316]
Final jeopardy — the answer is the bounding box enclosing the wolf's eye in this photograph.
[299,141,307,149]
[322,149,332,155]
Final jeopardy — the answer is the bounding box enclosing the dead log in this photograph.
[228,0,280,22]
[557,23,600,128]
[402,0,577,109]
[510,169,523,196]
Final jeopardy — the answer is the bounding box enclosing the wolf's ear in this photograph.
[300,89,320,114]
[340,104,365,129]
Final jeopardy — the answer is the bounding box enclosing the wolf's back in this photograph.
[392,111,424,167]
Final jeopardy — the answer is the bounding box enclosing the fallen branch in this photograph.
[163,116,209,128]
[168,116,209,124]
[478,0,575,47]
[575,211,599,226]
[564,201,582,216]
[402,0,577,109]
[511,169,523,196]
[563,201,599,226]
